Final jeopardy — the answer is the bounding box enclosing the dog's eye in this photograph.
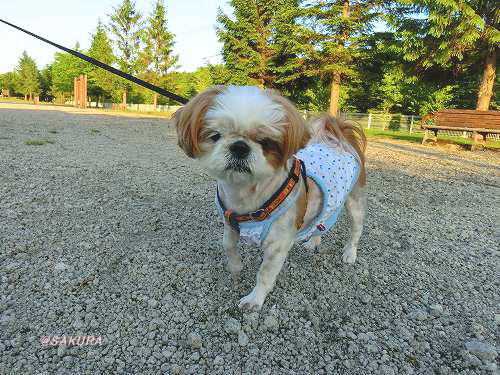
[257,138,277,150]
[209,133,221,142]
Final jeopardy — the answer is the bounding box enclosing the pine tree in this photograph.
[16,51,40,101]
[88,20,117,106]
[298,0,382,114]
[108,0,143,104]
[216,0,303,89]
[39,66,53,101]
[390,0,499,110]
[138,0,178,106]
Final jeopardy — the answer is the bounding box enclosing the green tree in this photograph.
[50,43,89,102]
[216,0,303,88]
[390,0,499,110]
[16,51,40,100]
[108,0,143,104]
[138,0,178,106]
[297,0,382,115]
[0,72,20,96]
[39,65,53,101]
[88,20,117,106]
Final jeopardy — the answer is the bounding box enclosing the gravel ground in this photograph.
[0,107,499,375]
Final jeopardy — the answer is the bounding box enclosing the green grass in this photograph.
[48,129,58,134]
[364,129,500,150]
[25,138,55,146]
[0,97,29,103]
[89,128,101,134]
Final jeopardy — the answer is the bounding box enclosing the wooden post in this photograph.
[74,77,78,107]
[367,113,372,129]
[79,75,84,109]
[83,74,87,109]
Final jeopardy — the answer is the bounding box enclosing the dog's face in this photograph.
[174,86,309,184]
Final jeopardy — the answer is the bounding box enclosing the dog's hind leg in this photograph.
[304,236,321,251]
[342,183,366,264]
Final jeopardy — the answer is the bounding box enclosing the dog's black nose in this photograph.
[229,141,250,158]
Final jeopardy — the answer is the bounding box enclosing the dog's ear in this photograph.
[268,92,310,163]
[173,86,225,158]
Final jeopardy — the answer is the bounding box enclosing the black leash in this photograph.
[0,18,189,105]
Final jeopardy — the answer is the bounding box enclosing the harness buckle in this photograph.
[249,209,268,221]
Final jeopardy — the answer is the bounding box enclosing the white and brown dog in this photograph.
[174,86,367,311]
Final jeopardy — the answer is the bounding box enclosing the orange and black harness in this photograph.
[217,159,308,233]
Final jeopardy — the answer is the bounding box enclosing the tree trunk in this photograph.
[476,47,497,111]
[329,0,350,116]
[153,93,158,107]
[96,96,99,108]
[24,94,27,101]
[330,72,341,116]
[122,91,127,110]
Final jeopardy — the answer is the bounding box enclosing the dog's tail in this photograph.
[309,114,367,186]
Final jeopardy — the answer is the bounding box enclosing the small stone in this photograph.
[263,315,279,331]
[438,366,451,375]
[54,262,69,271]
[429,304,444,317]
[224,318,241,335]
[238,330,249,346]
[410,309,428,321]
[464,340,498,362]
[187,332,202,349]
[243,312,259,329]
[378,364,396,375]
[485,361,497,372]
[494,314,500,325]
[357,333,370,341]
[360,295,372,304]
[222,342,232,353]
[214,355,224,365]
[148,299,158,308]
[162,347,175,358]
[189,352,200,362]
[57,345,66,357]
[105,356,115,365]
[171,364,183,374]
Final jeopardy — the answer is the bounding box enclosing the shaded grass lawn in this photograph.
[364,129,500,150]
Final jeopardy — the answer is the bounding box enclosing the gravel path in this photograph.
[1,108,499,374]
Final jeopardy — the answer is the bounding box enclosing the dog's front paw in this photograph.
[238,290,264,311]
[342,244,357,264]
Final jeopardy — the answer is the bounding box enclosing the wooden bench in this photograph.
[421,109,500,150]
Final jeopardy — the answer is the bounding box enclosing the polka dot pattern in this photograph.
[296,143,359,242]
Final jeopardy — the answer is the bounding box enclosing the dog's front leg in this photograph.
[223,224,242,283]
[238,234,294,311]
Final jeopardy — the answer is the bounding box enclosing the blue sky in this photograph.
[0,0,232,74]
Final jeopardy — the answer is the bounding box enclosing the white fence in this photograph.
[102,103,182,113]
[337,112,499,140]
[67,100,182,113]
[339,112,422,133]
